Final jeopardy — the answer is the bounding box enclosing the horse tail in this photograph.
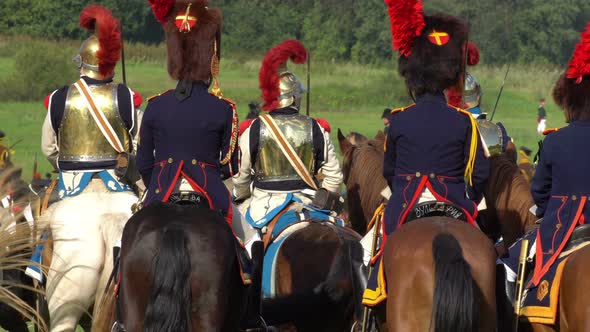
[431,233,479,332]
[144,227,192,332]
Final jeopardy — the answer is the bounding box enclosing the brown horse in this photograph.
[261,222,363,332]
[381,217,497,331]
[92,202,248,332]
[338,130,386,235]
[339,130,540,330]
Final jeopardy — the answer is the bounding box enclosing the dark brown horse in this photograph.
[261,222,363,332]
[93,202,248,332]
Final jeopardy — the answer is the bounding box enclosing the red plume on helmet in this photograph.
[566,22,590,84]
[259,40,307,112]
[79,5,122,78]
[384,0,426,57]
[467,41,480,66]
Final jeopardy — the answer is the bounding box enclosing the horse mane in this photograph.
[345,132,369,146]
[485,154,537,246]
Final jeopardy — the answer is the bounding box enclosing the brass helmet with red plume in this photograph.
[259,40,308,112]
[147,0,223,93]
[74,5,122,80]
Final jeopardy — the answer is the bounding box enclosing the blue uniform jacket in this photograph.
[136,81,239,222]
[383,93,490,235]
[530,120,590,285]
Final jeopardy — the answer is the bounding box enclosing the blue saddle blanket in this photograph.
[259,197,344,298]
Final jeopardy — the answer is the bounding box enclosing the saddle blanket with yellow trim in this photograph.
[520,242,589,325]
[362,255,387,306]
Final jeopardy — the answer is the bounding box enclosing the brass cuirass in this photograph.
[58,83,130,163]
[255,113,315,183]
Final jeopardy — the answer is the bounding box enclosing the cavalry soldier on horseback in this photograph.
[362,0,491,308]
[39,5,140,331]
[232,40,344,249]
[498,23,590,327]
[137,0,238,225]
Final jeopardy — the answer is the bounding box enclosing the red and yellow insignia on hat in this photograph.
[175,4,198,33]
[428,30,450,46]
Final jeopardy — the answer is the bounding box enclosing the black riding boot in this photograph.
[347,240,368,331]
[496,264,515,331]
[242,241,266,331]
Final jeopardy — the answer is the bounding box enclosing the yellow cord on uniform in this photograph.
[367,203,386,232]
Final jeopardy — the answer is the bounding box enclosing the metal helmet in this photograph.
[464,73,482,110]
[278,65,305,109]
[74,6,122,80]
[73,35,102,79]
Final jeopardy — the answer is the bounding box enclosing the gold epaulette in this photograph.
[147,89,173,103]
[449,105,478,186]
[543,128,562,136]
[390,104,416,115]
[210,93,237,108]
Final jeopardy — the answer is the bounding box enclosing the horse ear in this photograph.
[338,128,353,155]
[375,130,386,141]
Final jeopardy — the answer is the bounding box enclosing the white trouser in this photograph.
[537,119,547,134]
[45,181,136,332]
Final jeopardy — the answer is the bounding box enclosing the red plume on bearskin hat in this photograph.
[79,5,121,78]
[553,22,590,121]
[259,40,307,111]
[147,0,222,82]
[566,22,590,84]
[384,0,425,57]
[386,0,468,97]
[147,0,175,25]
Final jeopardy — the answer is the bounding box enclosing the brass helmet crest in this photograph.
[278,64,305,109]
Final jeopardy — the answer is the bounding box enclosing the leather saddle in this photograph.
[169,191,209,208]
[406,201,468,223]
[564,223,590,252]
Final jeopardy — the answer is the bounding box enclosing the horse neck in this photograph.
[345,140,386,235]
[485,156,537,244]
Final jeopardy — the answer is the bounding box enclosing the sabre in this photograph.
[32,152,38,180]
[460,16,470,109]
[120,22,127,86]
[361,205,384,332]
[490,64,511,122]
[306,50,311,117]
[513,238,529,332]
[8,138,23,151]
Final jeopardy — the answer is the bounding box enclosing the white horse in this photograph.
[43,179,137,332]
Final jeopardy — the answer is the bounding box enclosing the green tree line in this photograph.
[1,0,589,65]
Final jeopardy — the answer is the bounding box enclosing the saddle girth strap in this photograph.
[262,203,294,250]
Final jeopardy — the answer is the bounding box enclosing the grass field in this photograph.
[0,39,567,177]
